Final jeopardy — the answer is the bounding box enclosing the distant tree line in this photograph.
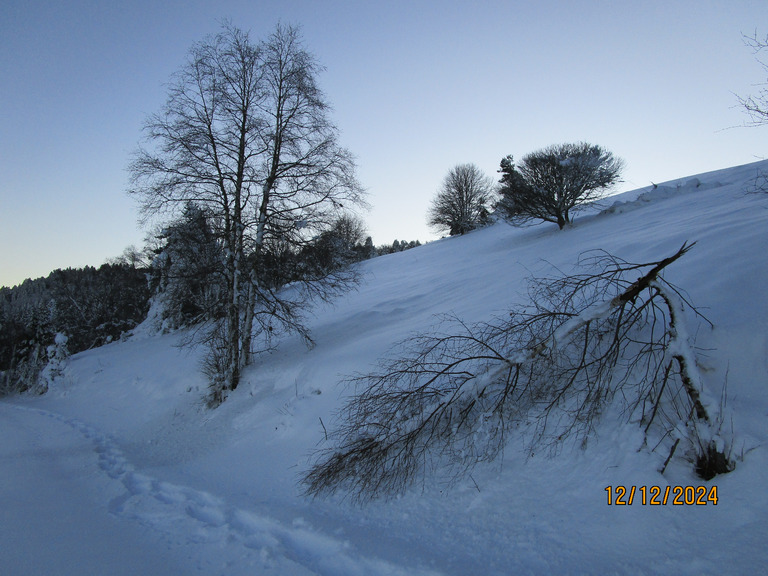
[0,206,421,397]
[0,263,151,395]
[374,238,422,256]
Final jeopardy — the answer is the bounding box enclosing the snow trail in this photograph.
[3,403,442,576]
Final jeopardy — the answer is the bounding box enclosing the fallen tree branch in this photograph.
[303,243,733,501]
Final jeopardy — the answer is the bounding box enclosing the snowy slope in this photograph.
[2,160,768,575]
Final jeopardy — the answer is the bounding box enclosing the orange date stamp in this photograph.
[605,485,718,505]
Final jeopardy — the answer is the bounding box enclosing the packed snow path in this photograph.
[0,404,439,576]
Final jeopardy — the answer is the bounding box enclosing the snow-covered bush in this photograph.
[37,332,69,394]
[150,203,226,329]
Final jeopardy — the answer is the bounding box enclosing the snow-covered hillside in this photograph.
[3,160,768,575]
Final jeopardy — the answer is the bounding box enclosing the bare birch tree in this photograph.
[129,23,364,404]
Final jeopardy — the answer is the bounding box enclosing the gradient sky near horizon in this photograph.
[2,0,767,288]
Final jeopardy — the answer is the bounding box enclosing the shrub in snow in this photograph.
[0,344,44,397]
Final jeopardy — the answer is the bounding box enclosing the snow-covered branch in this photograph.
[303,244,733,501]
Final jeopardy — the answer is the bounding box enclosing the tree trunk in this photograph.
[240,274,257,368]
[226,249,241,392]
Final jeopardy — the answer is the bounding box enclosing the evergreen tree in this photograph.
[152,203,225,327]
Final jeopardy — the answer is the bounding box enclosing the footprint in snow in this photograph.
[8,404,443,576]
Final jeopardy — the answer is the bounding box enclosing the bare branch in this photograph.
[303,244,732,501]
[736,31,768,128]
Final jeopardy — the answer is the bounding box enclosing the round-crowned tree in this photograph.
[497,143,624,229]
[428,164,494,236]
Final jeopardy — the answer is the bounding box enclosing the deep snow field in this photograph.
[2,160,768,575]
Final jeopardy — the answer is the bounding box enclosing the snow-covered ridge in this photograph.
[601,160,767,214]
[2,159,768,575]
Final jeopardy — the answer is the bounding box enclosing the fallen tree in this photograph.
[304,243,733,501]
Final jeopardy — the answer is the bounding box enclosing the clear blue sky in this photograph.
[1,0,766,288]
